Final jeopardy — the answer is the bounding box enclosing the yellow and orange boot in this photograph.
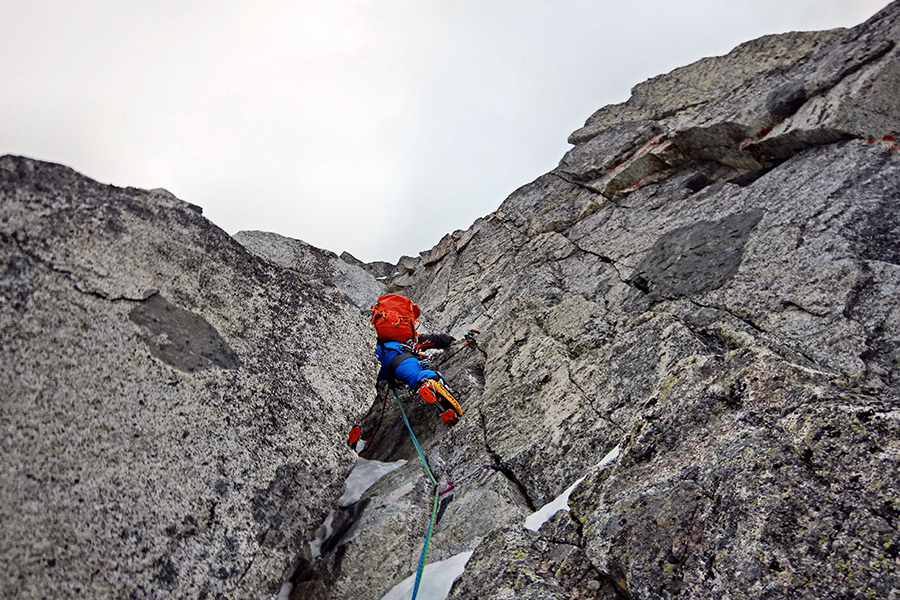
[417,377,463,426]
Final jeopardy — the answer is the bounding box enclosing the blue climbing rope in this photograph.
[395,389,437,486]
[394,389,440,600]
[392,391,496,599]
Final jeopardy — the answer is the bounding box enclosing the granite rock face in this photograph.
[301,4,900,600]
[0,156,376,599]
[233,230,385,311]
[5,4,900,600]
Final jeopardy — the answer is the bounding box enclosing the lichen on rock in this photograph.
[5,3,900,599]
[304,4,900,599]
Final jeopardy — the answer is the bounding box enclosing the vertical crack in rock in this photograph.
[563,365,627,434]
[129,293,241,372]
[237,552,258,584]
[563,237,633,286]
[477,411,536,512]
[550,171,610,198]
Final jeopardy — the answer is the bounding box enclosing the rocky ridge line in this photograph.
[301,4,900,600]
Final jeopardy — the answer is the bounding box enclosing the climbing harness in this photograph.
[349,349,465,454]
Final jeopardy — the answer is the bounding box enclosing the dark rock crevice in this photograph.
[682,295,860,378]
[779,300,829,319]
[567,32,900,203]
[683,298,763,336]
[550,171,609,199]
[563,237,632,286]
[562,366,627,434]
[2,240,153,303]
[478,411,537,512]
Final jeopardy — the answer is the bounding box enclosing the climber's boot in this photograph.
[418,377,463,426]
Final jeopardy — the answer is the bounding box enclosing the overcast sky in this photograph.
[1,1,890,263]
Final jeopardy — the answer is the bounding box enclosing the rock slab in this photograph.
[0,156,376,599]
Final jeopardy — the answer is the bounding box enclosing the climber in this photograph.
[370,294,464,426]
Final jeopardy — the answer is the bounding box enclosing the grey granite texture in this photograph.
[5,3,900,599]
[301,4,900,599]
[0,156,376,599]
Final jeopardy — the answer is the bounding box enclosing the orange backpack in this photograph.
[370,294,420,343]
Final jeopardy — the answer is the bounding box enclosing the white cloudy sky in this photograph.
[0,1,890,262]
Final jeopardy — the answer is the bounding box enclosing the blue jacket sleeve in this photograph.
[393,358,437,390]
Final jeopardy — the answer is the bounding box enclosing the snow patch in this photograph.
[378,550,474,600]
[281,455,410,595]
[597,444,621,468]
[309,511,334,560]
[524,444,620,532]
[276,581,293,600]
[338,456,407,507]
[524,475,586,532]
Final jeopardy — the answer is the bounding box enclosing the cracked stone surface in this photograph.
[301,4,900,599]
[0,156,376,599]
[5,4,900,600]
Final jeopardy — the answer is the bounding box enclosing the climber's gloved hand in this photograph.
[419,333,455,350]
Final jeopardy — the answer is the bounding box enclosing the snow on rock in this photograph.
[338,456,407,507]
[524,445,620,532]
[378,551,475,600]
[309,512,335,560]
[523,476,586,532]
[276,581,293,600]
[596,444,621,468]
